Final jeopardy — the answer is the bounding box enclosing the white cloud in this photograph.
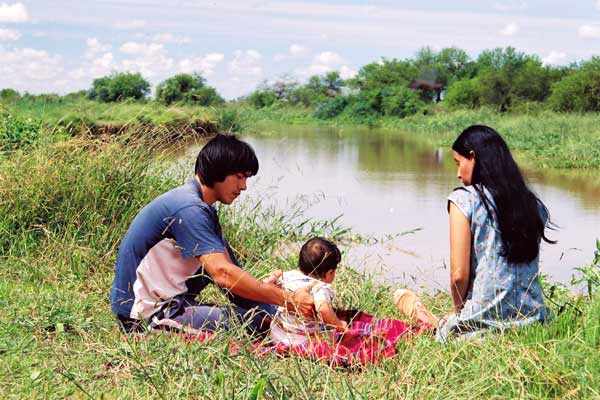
[179,52,224,76]
[314,51,344,66]
[500,22,519,36]
[289,44,310,58]
[119,42,173,78]
[296,51,356,79]
[229,49,262,76]
[542,51,567,66]
[597,0,600,11]
[339,65,357,79]
[578,24,600,39]
[0,28,20,41]
[120,41,162,55]
[115,19,146,30]
[151,32,191,44]
[0,47,63,92]
[492,1,527,12]
[221,49,264,98]
[85,38,111,60]
[274,44,311,61]
[0,2,28,23]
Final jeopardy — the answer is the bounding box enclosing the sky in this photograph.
[1,0,599,99]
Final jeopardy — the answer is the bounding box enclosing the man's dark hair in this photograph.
[195,134,259,187]
[298,237,341,278]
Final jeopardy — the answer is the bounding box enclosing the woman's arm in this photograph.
[449,202,471,313]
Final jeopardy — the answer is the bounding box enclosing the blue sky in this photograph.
[1,0,599,98]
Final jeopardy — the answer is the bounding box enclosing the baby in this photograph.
[270,237,348,346]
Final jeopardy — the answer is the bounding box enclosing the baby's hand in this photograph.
[262,269,283,285]
[336,320,348,332]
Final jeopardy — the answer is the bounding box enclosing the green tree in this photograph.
[549,57,600,112]
[156,73,204,105]
[444,78,481,109]
[247,90,277,108]
[88,72,150,102]
[380,86,424,117]
[0,88,20,103]
[349,59,418,91]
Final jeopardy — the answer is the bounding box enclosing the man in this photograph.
[109,134,313,334]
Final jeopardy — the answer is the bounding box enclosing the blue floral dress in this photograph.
[436,185,550,342]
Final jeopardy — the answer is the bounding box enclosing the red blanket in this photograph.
[183,312,431,367]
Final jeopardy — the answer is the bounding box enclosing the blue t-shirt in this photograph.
[109,179,228,319]
[437,185,549,342]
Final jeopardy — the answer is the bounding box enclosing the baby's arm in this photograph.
[317,302,348,331]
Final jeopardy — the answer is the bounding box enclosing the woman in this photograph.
[395,125,554,341]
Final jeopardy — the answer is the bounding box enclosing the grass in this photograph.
[1,126,600,398]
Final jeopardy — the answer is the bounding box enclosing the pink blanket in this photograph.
[183,312,431,367]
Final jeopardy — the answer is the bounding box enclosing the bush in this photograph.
[186,86,225,106]
[380,86,424,118]
[549,58,600,112]
[88,72,150,102]
[247,90,277,109]
[445,78,481,109]
[0,112,41,151]
[216,108,243,132]
[0,88,20,103]
[155,73,223,106]
[313,96,348,119]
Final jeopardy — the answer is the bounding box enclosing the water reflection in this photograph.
[172,125,600,289]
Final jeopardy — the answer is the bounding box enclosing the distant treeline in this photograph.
[1,46,600,118]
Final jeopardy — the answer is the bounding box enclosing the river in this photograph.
[176,124,600,291]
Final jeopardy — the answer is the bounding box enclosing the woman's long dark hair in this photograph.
[453,125,555,263]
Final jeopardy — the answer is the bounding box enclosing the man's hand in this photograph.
[285,283,315,320]
[262,269,283,285]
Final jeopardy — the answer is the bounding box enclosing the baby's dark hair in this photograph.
[298,237,341,278]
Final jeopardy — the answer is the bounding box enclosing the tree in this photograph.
[186,86,225,106]
[0,88,20,103]
[322,71,344,97]
[444,78,481,109]
[88,72,150,102]
[549,57,600,112]
[380,86,424,118]
[247,90,277,108]
[349,59,418,91]
[156,73,205,105]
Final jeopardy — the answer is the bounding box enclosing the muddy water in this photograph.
[176,125,600,291]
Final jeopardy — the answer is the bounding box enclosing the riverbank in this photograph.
[237,105,600,174]
[1,127,599,398]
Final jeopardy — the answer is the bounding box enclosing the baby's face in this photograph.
[323,269,336,283]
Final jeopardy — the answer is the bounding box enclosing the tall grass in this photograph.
[1,119,600,398]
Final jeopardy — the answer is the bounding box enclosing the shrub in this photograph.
[445,78,481,109]
[186,86,225,106]
[247,90,277,109]
[88,72,150,102]
[549,58,600,112]
[313,96,348,119]
[155,73,223,106]
[380,86,424,118]
[0,112,41,151]
[0,88,20,103]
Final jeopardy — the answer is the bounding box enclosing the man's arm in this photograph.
[199,252,314,318]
